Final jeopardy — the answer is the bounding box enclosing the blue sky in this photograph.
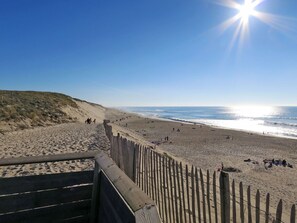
[1,0,297,106]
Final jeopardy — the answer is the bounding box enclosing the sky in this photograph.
[0,0,297,107]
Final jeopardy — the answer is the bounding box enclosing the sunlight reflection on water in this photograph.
[228,106,280,118]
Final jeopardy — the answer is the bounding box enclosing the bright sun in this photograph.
[214,0,294,50]
[238,0,256,22]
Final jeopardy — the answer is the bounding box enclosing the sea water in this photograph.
[121,106,297,139]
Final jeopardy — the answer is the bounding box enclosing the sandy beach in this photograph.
[106,109,297,212]
[0,105,296,214]
[0,123,110,177]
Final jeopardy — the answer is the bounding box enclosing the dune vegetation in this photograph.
[0,90,79,132]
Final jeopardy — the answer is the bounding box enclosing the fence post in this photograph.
[232,180,236,223]
[207,170,212,223]
[247,186,252,223]
[291,204,296,223]
[117,133,121,167]
[255,190,260,223]
[200,169,207,223]
[239,182,244,223]
[90,161,100,223]
[132,142,137,183]
[275,200,283,223]
[195,168,201,223]
[213,171,218,223]
[265,193,270,223]
[220,171,230,223]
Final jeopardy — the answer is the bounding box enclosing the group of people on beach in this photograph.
[172,128,181,132]
[263,158,293,169]
[85,118,96,124]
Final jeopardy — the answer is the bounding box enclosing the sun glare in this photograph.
[212,0,295,50]
[238,0,256,23]
[229,106,278,118]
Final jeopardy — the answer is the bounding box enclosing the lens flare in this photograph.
[238,0,256,23]
[211,0,297,50]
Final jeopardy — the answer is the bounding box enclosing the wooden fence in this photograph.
[104,120,296,223]
[91,151,161,223]
[0,152,96,223]
[0,151,161,223]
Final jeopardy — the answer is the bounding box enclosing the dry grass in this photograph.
[0,90,78,131]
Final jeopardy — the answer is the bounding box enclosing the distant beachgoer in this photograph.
[177,129,180,132]
[221,162,224,170]
[282,159,287,166]
[173,128,175,131]
[93,119,96,124]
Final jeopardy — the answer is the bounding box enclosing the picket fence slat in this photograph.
[266,193,270,223]
[240,182,245,223]
[247,186,252,223]
[195,168,202,223]
[191,166,196,223]
[213,172,218,223]
[232,180,237,223]
[276,200,283,223]
[186,165,191,223]
[180,162,187,223]
[291,204,296,223]
[200,169,207,223]
[256,190,260,223]
[163,156,168,223]
[173,160,179,223]
[207,170,212,223]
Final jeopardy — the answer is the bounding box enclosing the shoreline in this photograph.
[106,108,297,212]
[119,108,297,141]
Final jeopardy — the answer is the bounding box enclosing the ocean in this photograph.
[122,106,297,139]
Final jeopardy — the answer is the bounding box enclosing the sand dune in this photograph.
[0,91,106,132]
[63,99,105,123]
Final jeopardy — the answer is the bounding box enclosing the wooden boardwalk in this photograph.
[0,151,161,223]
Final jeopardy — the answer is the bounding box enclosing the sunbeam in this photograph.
[212,0,297,49]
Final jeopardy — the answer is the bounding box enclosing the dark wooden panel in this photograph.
[0,152,97,166]
[98,172,135,223]
[0,185,93,214]
[0,171,93,195]
[95,150,155,212]
[0,200,91,223]
[58,215,90,223]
